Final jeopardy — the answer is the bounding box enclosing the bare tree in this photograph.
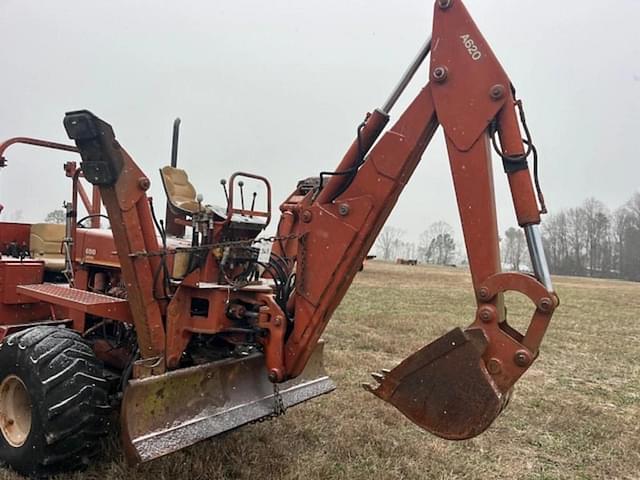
[543,211,570,274]
[375,226,405,260]
[418,221,455,264]
[431,233,456,264]
[398,241,416,260]
[44,209,66,224]
[566,207,587,275]
[582,198,611,276]
[417,230,431,263]
[541,193,640,280]
[620,193,640,280]
[503,227,526,270]
[613,206,632,275]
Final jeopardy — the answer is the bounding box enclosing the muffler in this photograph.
[121,341,335,464]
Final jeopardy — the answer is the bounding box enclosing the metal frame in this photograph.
[0,0,559,462]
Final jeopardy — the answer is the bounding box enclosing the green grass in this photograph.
[2,262,639,479]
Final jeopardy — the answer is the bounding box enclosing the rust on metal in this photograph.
[226,172,272,226]
[64,111,167,367]
[0,0,559,466]
[0,136,78,160]
[365,328,506,439]
[121,342,335,465]
[16,283,132,323]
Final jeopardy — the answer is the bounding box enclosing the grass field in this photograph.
[2,262,639,480]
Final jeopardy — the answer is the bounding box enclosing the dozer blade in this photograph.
[364,327,508,440]
[121,342,335,464]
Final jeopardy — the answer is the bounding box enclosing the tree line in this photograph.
[375,221,457,265]
[375,222,527,270]
[542,193,640,281]
[48,189,640,282]
[376,191,640,282]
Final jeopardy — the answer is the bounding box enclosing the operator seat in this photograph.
[159,166,201,215]
[159,166,226,219]
[29,223,66,272]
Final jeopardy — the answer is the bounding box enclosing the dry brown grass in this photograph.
[2,262,639,479]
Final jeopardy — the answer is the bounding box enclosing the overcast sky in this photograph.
[1,0,638,244]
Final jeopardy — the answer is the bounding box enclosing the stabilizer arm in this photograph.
[64,111,167,373]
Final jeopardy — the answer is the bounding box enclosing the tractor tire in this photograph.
[0,326,111,477]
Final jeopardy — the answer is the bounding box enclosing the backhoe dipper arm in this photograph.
[274,0,558,439]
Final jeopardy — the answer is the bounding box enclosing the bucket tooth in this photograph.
[365,327,508,440]
[370,372,385,383]
[121,341,335,464]
[362,382,375,392]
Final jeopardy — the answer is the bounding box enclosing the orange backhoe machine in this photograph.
[0,1,558,476]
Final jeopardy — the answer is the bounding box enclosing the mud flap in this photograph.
[121,342,335,464]
[364,328,507,440]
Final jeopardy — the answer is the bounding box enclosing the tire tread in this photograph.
[0,326,110,476]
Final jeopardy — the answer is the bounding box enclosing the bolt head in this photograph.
[274,316,282,327]
[514,350,531,367]
[490,84,506,100]
[338,204,350,216]
[432,66,448,83]
[478,287,491,300]
[539,297,553,312]
[487,358,502,375]
[302,210,312,223]
[438,0,452,9]
[478,306,494,323]
[138,177,150,191]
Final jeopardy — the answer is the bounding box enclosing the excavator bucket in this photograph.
[364,328,508,440]
[121,342,335,464]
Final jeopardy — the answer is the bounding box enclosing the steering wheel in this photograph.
[76,214,110,228]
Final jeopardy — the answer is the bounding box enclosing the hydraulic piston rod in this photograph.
[382,36,432,114]
[316,36,432,204]
[525,224,553,292]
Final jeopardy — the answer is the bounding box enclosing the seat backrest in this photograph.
[29,223,65,271]
[159,166,199,214]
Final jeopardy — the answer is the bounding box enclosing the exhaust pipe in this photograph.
[165,118,185,237]
[171,118,180,168]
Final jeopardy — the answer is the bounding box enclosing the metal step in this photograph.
[16,283,131,322]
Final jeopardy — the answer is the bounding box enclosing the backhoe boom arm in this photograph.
[273,0,558,439]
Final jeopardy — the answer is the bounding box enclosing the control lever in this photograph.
[250,192,257,217]
[220,179,229,208]
[238,180,245,211]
